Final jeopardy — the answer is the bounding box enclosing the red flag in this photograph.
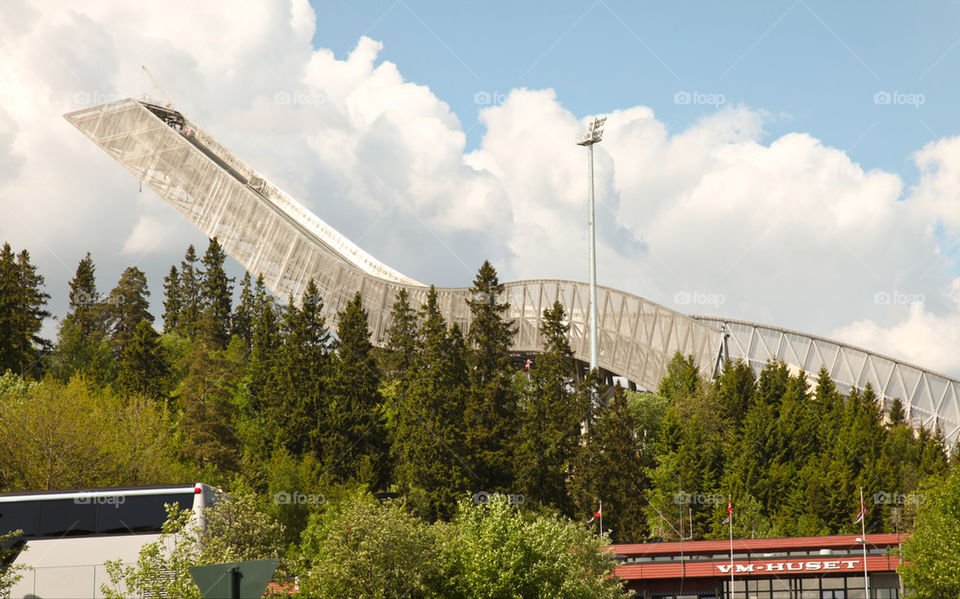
[524,359,532,371]
[721,500,732,525]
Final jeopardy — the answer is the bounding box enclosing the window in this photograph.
[0,500,39,540]
[97,493,193,535]
[38,499,96,537]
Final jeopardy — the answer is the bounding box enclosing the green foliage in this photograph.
[514,301,586,513]
[104,266,153,355]
[385,287,418,375]
[199,237,234,349]
[115,320,169,400]
[299,491,449,598]
[259,448,328,547]
[571,385,649,543]
[298,492,628,599]
[231,271,256,345]
[272,280,331,456]
[0,376,187,490]
[162,264,181,334]
[647,354,947,541]
[0,243,51,377]
[446,497,628,599]
[324,292,390,488]
[464,261,518,492]
[393,287,471,520]
[1,239,952,593]
[176,346,242,473]
[177,245,203,337]
[899,468,960,597]
[657,353,701,401]
[0,530,27,595]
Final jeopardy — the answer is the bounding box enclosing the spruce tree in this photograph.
[463,260,518,493]
[176,245,202,338]
[50,253,109,380]
[231,271,256,346]
[104,266,153,354]
[395,286,471,519]
[514,301,585,513]
[199,238,233,349]
[385,288,418,376]
[248,283,280,415]
[715,359,754,425]
[162,265,181,334]
[64,252,103,338]
[115,320,169,400]
[887,397,906,426]
[570,386,648,543]
[0,244,51,376]
[273,280,331,456]
[658,352,701,401]
[177,347,241,472]
[324,293,389,487]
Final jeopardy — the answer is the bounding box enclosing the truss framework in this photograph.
[695,317,960,443]
[65,99,960,445]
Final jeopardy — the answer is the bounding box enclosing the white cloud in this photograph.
[1,0,959,376]
[834,280,960,375]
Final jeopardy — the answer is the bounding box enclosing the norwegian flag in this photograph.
[721,500,732,525]
[854,500,867,525]
[524,359,532,371]
[586,506,602,524]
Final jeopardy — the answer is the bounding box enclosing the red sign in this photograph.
[716,560,860,575]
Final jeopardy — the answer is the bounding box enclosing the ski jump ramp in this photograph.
[65,99,960,444]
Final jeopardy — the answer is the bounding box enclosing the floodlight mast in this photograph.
[577,116,606,372]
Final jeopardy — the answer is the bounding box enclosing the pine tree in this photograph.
[199,238,234,349]
[104,267,153,354]
[162,265,181,334]
[513,301,585,513]
[0,244,51,376]
[115,320,169,400]
[463,260,518,493]
[231,272,256,346]
[324,293,389,487]
[176,245,202,338]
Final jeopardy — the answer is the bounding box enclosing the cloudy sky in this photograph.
[2,0,959,376]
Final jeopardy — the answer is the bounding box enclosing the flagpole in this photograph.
[599,499,603,536]
[729,496,734,599]
[860,487,869,598]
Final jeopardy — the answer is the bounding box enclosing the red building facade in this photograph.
[613,534,903,599]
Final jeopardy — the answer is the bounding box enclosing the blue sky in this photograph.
[311,0,960,184]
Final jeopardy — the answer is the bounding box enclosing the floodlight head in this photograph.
[576,116,607,146]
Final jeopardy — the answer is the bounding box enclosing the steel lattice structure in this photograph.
[65,98,960,445]
[694,317,960,442]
